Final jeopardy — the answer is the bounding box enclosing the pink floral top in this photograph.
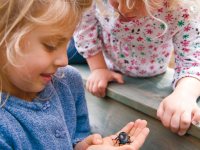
[74,1,200,88]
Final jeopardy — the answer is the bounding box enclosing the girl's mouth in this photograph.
[40,73,53,83]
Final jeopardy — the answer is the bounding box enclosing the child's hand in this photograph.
[87,119,150,150]
[157,91,200,136]
[86,68,124,97]
[74,134,103,150]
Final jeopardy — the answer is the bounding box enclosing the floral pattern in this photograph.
[74,1,200,88]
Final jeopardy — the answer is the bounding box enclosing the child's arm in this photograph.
[86,52,124,97]
[157,15,200,135]
[74,3,123,97]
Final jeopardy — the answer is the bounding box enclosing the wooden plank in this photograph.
[71,64,200,139]
[86,92,200,150]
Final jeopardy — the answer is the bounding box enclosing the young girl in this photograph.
[74,0,200,136]
[0,0,149,149]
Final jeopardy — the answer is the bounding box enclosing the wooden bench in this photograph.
[72,64,200,150]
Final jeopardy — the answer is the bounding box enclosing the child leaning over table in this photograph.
[74,0,200,136]
[0,0,149,149]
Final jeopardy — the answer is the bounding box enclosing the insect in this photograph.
[113,132,132,145]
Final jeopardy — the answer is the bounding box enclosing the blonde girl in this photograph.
[0,0,149,149]
[74,0,200,136]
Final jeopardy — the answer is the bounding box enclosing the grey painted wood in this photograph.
[71,64,200,139]
[86,92,200,150]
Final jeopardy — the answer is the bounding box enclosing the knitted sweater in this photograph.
[0,66,90,150]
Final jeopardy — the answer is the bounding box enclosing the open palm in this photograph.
[87,119,149,150]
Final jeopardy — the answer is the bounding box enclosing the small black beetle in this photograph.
[114,132,131,145]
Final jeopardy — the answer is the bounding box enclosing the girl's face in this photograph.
[108,0,146,20]
[1,25,70,100]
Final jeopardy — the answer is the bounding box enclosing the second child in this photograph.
[74,0,200,136]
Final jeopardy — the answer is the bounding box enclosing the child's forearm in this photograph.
[87,51,108,71]
[174,77,200,100]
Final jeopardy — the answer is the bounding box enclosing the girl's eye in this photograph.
[43,43,57,51]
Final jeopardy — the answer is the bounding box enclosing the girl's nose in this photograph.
[54,51,68,67]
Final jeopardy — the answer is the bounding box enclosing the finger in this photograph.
[98,80,108,97]
[86,79,91,92]
[130,119,147,138]
[88,79,94,94]
[130,128,150,150]
[161,109,173,128]
[112,72,124,84]
[91,81,101,97]
[178,111,191,136]
[157,102,164,120]
[129,119,141,137]
[170,113,180,133]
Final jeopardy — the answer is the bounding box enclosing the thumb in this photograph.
[112,72,124,84]
[84,134,103,146]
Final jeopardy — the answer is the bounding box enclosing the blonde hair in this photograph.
[0,0,92,106]
[0,0,92,66]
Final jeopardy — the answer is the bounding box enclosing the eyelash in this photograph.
[43,43,57,51]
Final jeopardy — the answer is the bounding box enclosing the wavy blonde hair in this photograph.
[0,0,92,66]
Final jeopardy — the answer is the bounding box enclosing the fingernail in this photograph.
[178,131,186,136]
